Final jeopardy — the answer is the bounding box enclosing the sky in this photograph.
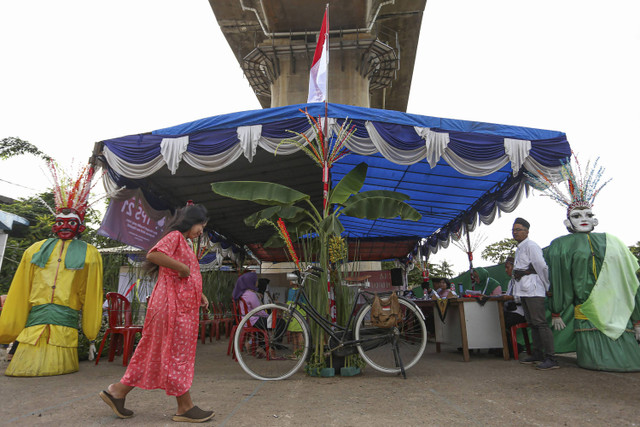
[1,0,639,275]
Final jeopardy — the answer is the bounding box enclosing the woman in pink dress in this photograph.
[100,204,215,423]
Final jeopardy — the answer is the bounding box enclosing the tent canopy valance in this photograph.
[96,102,570,261]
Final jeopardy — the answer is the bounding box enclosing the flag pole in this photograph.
[322,4,336,324]
[322,3,330,216]
[306,7,331,322]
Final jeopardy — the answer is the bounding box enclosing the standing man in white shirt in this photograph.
[511,218,558,370]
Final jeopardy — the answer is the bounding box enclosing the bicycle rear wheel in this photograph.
[354,297,426,374]
[234,303,310,381]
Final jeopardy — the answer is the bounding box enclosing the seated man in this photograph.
[503,257,527,357]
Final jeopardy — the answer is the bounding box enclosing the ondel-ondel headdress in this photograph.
[526,153,611,216]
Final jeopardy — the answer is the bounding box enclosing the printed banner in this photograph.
[98,188,171,250]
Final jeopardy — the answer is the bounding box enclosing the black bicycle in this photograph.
[234,266,427,380]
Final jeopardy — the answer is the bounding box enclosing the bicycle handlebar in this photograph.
[306,265,324,275]
[287,266,325,284]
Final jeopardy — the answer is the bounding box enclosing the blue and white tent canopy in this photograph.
[97,102,570,261]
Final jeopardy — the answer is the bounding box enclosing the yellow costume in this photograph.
[0,238,103,376]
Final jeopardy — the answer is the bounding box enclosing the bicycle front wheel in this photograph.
[354,297,427,374]
[234,303,310,381]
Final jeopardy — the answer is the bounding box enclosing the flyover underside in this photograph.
[208,0,428,111]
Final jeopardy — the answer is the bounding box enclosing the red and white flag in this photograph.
[307,8,329,103]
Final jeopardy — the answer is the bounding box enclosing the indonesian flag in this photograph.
[307,9,328,103]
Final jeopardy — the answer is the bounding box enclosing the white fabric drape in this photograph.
[258,123,318,155]
[425,180,529,255]
[442,150,510,177]
[183,147,245,172]
[105,122,560,181]
[523,157,566,183]
[237,125,262,162]
[103,124,318,177]
[103,146,166,179]
[343,132,378,156]
[504,138,531,176]
[102,172,121,196]
[160,136,189,175]
[414,127,450,168]
[365,121,425,165]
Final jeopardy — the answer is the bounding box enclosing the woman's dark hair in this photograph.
[163,204,208,234]
[257,278,270,294]
[143,204,208,277]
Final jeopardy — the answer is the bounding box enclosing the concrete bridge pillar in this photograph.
[270,52,370,107]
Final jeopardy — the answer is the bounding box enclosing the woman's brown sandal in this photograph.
[99,390,134,419]
[172,406,215,423]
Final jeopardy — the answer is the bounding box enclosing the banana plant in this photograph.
[212,161,421,372]
[211,161,421,247]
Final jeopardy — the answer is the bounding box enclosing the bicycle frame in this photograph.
[233,268,427,380]
[283,271,424,355]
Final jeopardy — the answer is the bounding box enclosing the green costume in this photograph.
[546,232,640,371]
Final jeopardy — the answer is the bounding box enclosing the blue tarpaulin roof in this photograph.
[97,102,571,261]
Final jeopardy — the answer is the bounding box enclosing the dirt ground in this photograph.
[1,340,639,427]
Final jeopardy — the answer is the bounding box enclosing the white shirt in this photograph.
[513,237,550,297]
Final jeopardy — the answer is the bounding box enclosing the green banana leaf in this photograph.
[317,214,345,236]
[244,206,281,227]
[211,181,309,206]
[259,219,317,248]
[244,205,308,227]
[340,197,422,221]
[344,190,410,205]
[289,220,317,238]
[263,232,285,248]
[328,162,367,206]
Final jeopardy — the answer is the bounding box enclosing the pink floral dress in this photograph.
[121,230,201,396]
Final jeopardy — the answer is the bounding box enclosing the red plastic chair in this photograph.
[236,298,272,359]
[206,302,228,341]
[216,301,233,339]
[227,298,271,360]
[199,304,218,344]
[95,292,144,366]
[227,299,241,358]
[510,322,532,360]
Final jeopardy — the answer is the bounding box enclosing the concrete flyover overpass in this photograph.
[207,0,428,110]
